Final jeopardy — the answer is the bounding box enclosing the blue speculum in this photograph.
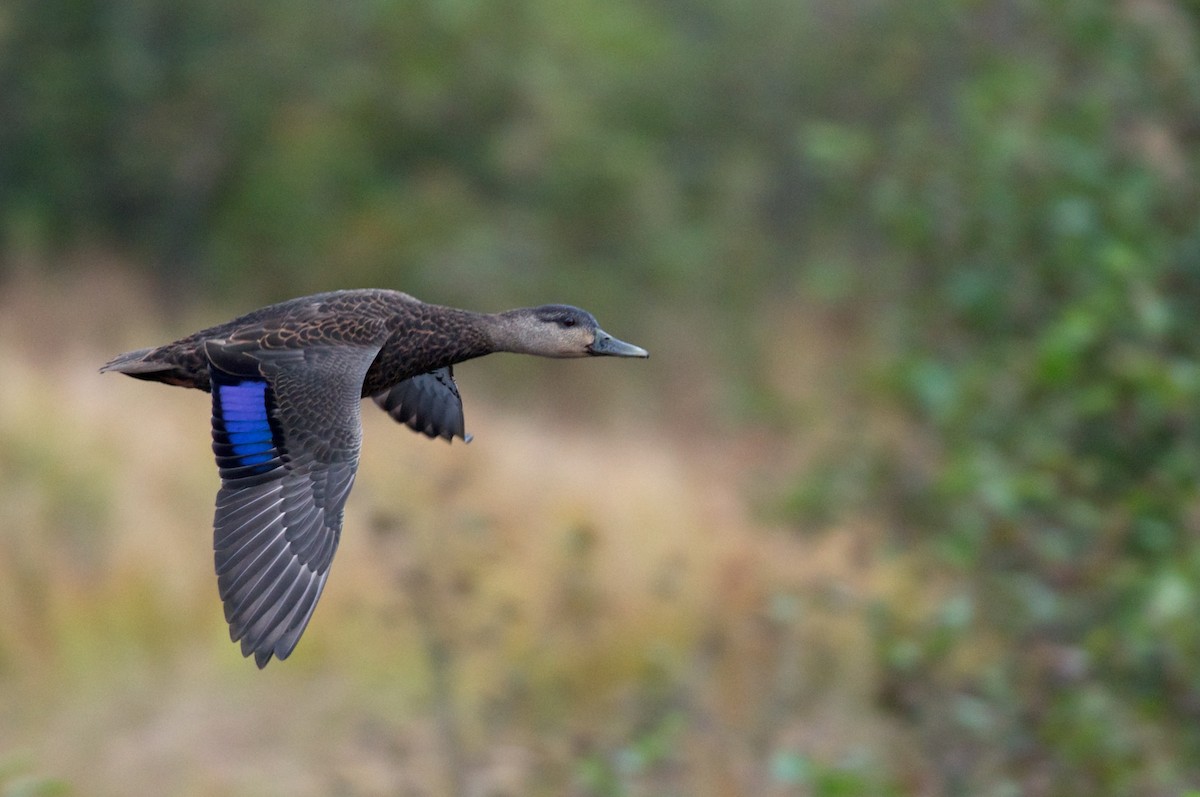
[216,380,276,468]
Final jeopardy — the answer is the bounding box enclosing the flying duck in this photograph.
[101,289,648,666]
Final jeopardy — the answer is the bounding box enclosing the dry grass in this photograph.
[0,268,918,796]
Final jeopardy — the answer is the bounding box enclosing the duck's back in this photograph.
[214,289,420,338]
[102,289,424,391]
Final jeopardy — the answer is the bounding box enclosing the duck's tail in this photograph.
[100,347,161,374]
[100,346,208,389]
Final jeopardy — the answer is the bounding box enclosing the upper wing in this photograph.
[206,338,381,667]
[372,367,472,443]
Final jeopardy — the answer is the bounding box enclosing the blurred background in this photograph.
[3,0,1200,794]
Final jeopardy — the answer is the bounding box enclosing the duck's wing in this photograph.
[205,339,382,667]
[371,367,472,443]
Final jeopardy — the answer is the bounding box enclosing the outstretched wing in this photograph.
[206,339,381,667]
[372,367,472,443]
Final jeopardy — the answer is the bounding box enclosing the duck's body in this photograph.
[109,289,580,394]
[102,289,647,667]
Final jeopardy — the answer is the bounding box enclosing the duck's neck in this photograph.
[481,308,548,356]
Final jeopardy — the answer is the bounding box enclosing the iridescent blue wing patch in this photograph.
[211,374,281,479]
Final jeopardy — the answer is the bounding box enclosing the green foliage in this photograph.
[0,0,816,313]
[0,754,69,797]
[769,749,902,797]
[574,710,686,797]
[832,2,1200,793]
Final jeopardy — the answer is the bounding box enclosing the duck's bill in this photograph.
[588,329,649,358]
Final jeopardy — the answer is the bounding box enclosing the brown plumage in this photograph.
[101,289,648,666]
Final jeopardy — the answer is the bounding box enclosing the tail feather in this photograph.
[100,346,207,389]
[100,347,161,374]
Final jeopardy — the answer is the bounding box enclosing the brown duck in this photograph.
[101,289,648,667]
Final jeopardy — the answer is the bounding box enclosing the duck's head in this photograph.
[496,305,649,359]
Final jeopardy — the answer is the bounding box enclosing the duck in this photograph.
[101,289,648,667]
